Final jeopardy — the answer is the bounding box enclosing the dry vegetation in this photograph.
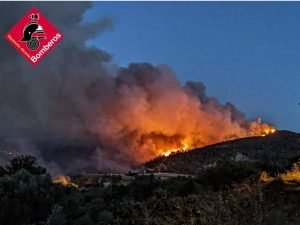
[1,131,300,225]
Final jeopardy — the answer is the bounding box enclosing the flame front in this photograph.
[152,125,275,157]
[90,65,276,164]
[159,139,191,156]
[261,128,276,136]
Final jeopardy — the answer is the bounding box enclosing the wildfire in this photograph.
[261,128,276,137]
[260,162,300,183]
[160,139,191,156]
[52,175,78,188]
[90,64,277,164]
[156,126,276,157]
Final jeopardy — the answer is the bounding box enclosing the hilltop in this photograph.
[145,130,300,174]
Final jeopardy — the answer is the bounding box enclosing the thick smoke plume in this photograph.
[0,3,273,172]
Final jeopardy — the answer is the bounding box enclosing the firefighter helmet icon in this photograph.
[6,7,63,65]
[20,13,46,51]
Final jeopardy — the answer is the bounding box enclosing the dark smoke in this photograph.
[0,2,115,173]
[0,3,273,173]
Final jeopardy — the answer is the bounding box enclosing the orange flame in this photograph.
[114,118,276,162]
[153,125,275,157]
[92,68,277,163]
[159,139,190,156]
[261,128,276,136]
[52,175,78,188]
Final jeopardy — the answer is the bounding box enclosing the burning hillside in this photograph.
[145,130,300,174]
[0,3,275,172]
[86,66,275,163]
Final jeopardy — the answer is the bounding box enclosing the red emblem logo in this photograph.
[5,7,64,65]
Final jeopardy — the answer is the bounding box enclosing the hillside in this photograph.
[145,130,300,174]
[1,131,300,225]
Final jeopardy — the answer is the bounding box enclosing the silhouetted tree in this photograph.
[5,155,46,175]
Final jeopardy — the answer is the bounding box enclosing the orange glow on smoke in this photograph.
[106,118,275,162]
[154,125,275,156]
[92,68,276,163]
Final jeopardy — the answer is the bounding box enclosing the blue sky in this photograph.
[84,2,300,132]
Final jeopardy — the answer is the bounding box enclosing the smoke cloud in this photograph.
[0,3,273,172]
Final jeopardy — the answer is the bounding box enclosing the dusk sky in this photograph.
[85,2,300,132]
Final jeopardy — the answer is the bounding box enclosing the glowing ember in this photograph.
[260,162,300,183]
[52,175,78,188]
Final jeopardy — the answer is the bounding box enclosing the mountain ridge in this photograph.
[145,130,300,174]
